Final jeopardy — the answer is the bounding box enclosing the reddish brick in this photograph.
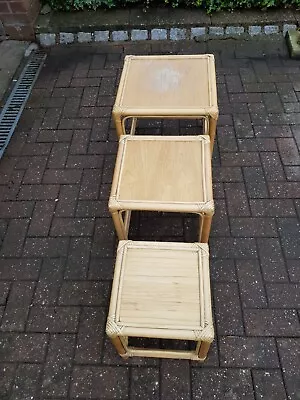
[28,201,55,236]
[42,334,76,397]
[257,238,288,282]
[267,283,300,308]
[225,183,250,216]
[11,363,42,400]
[27,306,80,333]
[253,370,287,400]
[47,143,70,169]
[0,333,48,362]
[58,281,109,306]
[55,184,80,217]
[131,367,160,400]
[244,309,299,336]
[213,283,244,335]
[33,258,65,305]
[277,339,300,400]
[70,366,129,399]
[192,369,254,400]
[75,307,106,363]
[250,199,296,217]
[230,217,277,237]
[219,337,279,367]
[43,169,82,184]
[1,281,35,331]
[276,138,300,165]
[50,217,94,236]
[64,237,91,279]
[1,219,29,257]
[236,260,267,308]
[18,185,59,200]
[23,237,69,257]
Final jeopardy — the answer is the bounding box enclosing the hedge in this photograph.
[44,0,300,13]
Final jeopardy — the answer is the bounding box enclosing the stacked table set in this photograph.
[105,54,218,361]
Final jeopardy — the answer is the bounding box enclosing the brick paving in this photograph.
[0,37,299,399]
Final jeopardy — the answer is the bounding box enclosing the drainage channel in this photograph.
[0,50,47,159]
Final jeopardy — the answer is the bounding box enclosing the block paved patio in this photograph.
[0,36,299,399]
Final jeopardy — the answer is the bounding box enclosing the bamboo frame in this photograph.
[106,240,214,361]
[113,54,218,153]
[108,135,214,243]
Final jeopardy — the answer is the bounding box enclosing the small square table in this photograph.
[113,54,218,153]
[109,135,214,243]
[106,240,214,361]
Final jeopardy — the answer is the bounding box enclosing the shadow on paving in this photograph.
[0,37,299,399]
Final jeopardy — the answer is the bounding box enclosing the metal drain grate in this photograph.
[0,50,47,159]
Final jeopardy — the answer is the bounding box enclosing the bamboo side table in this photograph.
[108,135,214,243]
[106,240,214,361]
[113,54,218,153]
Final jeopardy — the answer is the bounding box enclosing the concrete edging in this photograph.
[35,8,299,46]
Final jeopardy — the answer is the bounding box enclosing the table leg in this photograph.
[113,113,123,138]
[111,211,127,240]
[110,336,127,356]
[198,341,211,360]
[209,117,217,155]
[199,214,212,243]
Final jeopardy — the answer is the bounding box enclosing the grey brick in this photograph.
[209,27,224,36]
[225,26,245,35]
[243,167,269,198]
[131,29,148,41]
[59,32,74,44]
[0,201,34,218]
[77,32,92,43]
[39,33,56,47]
[219,337,279,368]
[249,26,262,36]
[264,25,279,35]
[191,27,206,38]
[151,29,167,40]
[112,30,128,41]
[170,28,186,41]
[94,30,109,42]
